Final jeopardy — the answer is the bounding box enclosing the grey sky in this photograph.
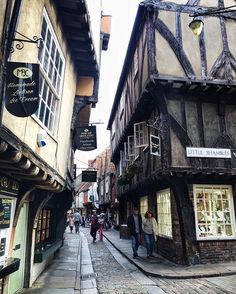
[75,0,141,168]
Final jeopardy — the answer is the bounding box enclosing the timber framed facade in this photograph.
[108,0,236,265]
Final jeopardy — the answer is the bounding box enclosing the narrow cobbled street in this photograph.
[81,227,234,294]
[81,227,152,294]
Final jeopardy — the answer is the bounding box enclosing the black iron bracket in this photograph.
[10,31,42,53]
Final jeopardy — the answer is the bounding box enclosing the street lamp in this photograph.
[189,5,236,36]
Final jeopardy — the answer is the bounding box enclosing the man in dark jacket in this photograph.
[127,207,142,259]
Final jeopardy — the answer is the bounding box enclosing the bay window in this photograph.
[194,185,236,240]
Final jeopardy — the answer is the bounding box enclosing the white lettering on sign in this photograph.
[13,67,33,79]
[186,147,231,158]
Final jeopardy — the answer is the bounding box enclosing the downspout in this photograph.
[0,0,22,126]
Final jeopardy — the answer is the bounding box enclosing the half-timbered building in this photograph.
[108,0,236,265]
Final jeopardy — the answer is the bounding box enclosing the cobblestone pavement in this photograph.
[81,227,235,294]
[150,277,233,294]
[82,227,150,294]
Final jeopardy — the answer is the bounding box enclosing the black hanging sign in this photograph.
[0,198,12,229]
[5,62,39,117]
[150,135,161,156]
[82,170,97,182]
[75,126,97,151]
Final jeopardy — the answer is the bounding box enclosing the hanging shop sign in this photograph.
[75,126,97,151]
[186,147,231,158]
[5,62,39,117]
[0,199,12,229]
[150,135,161,156]
[82,170,97,182]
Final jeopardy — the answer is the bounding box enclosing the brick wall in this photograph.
[198,241,236,263]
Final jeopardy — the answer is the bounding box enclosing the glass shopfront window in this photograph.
[194,185,236,240]
[157,189,172,238]
[140,196,148,219]
[0,197,16,264]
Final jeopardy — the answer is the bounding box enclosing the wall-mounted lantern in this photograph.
[189,5,236,36]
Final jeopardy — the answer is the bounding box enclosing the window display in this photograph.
[35,209,51,246]
[140,196,148,219]
[194,185,236,240]
[157,189,172,238]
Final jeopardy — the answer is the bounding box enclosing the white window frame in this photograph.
[36,9,65,135]
[128,136,135,159]
[134,121,148,148]
[119,151,124,176]
[194,184,236,240]
[157,189,172,239]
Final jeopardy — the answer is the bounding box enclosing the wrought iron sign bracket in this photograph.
[10,31,42,53]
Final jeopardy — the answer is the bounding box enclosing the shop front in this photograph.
[0,175,20,291]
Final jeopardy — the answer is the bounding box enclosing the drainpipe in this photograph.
[0,0,22,126]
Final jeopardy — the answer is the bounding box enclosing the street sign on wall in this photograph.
[186,147,231,158]
[5,62,39,117]
[75,126,97,151]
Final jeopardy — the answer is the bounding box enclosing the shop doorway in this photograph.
[8,202,28,294]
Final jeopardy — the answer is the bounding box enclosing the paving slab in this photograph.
[103,229,236,279]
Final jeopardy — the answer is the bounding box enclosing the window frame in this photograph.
[35,209,51,246]
[193,184,236,241]
[156,189,172,239]
[134,121,148,148]
[35,9,65,135]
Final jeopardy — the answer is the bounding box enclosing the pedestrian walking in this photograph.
[73,209,81,233]
[81,214,86,227]
[68,215,74,233]
[127,207,142,259]
[90,210,99,242]
[98,212,105,241]
[142,210,158,258]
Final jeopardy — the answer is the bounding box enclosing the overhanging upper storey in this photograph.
[56,0,99,78]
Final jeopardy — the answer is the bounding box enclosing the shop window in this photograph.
[194,185,236,240]
[157,189,172,238]
[140,196,148,219]
[0,198,16,263]
[37,10,64,135]
[35,209,51,245]
[134,121,148,148]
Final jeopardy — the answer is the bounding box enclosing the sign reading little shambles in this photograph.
[186,147,231,158]
[5,62,39,117]
[75,126,97,151]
